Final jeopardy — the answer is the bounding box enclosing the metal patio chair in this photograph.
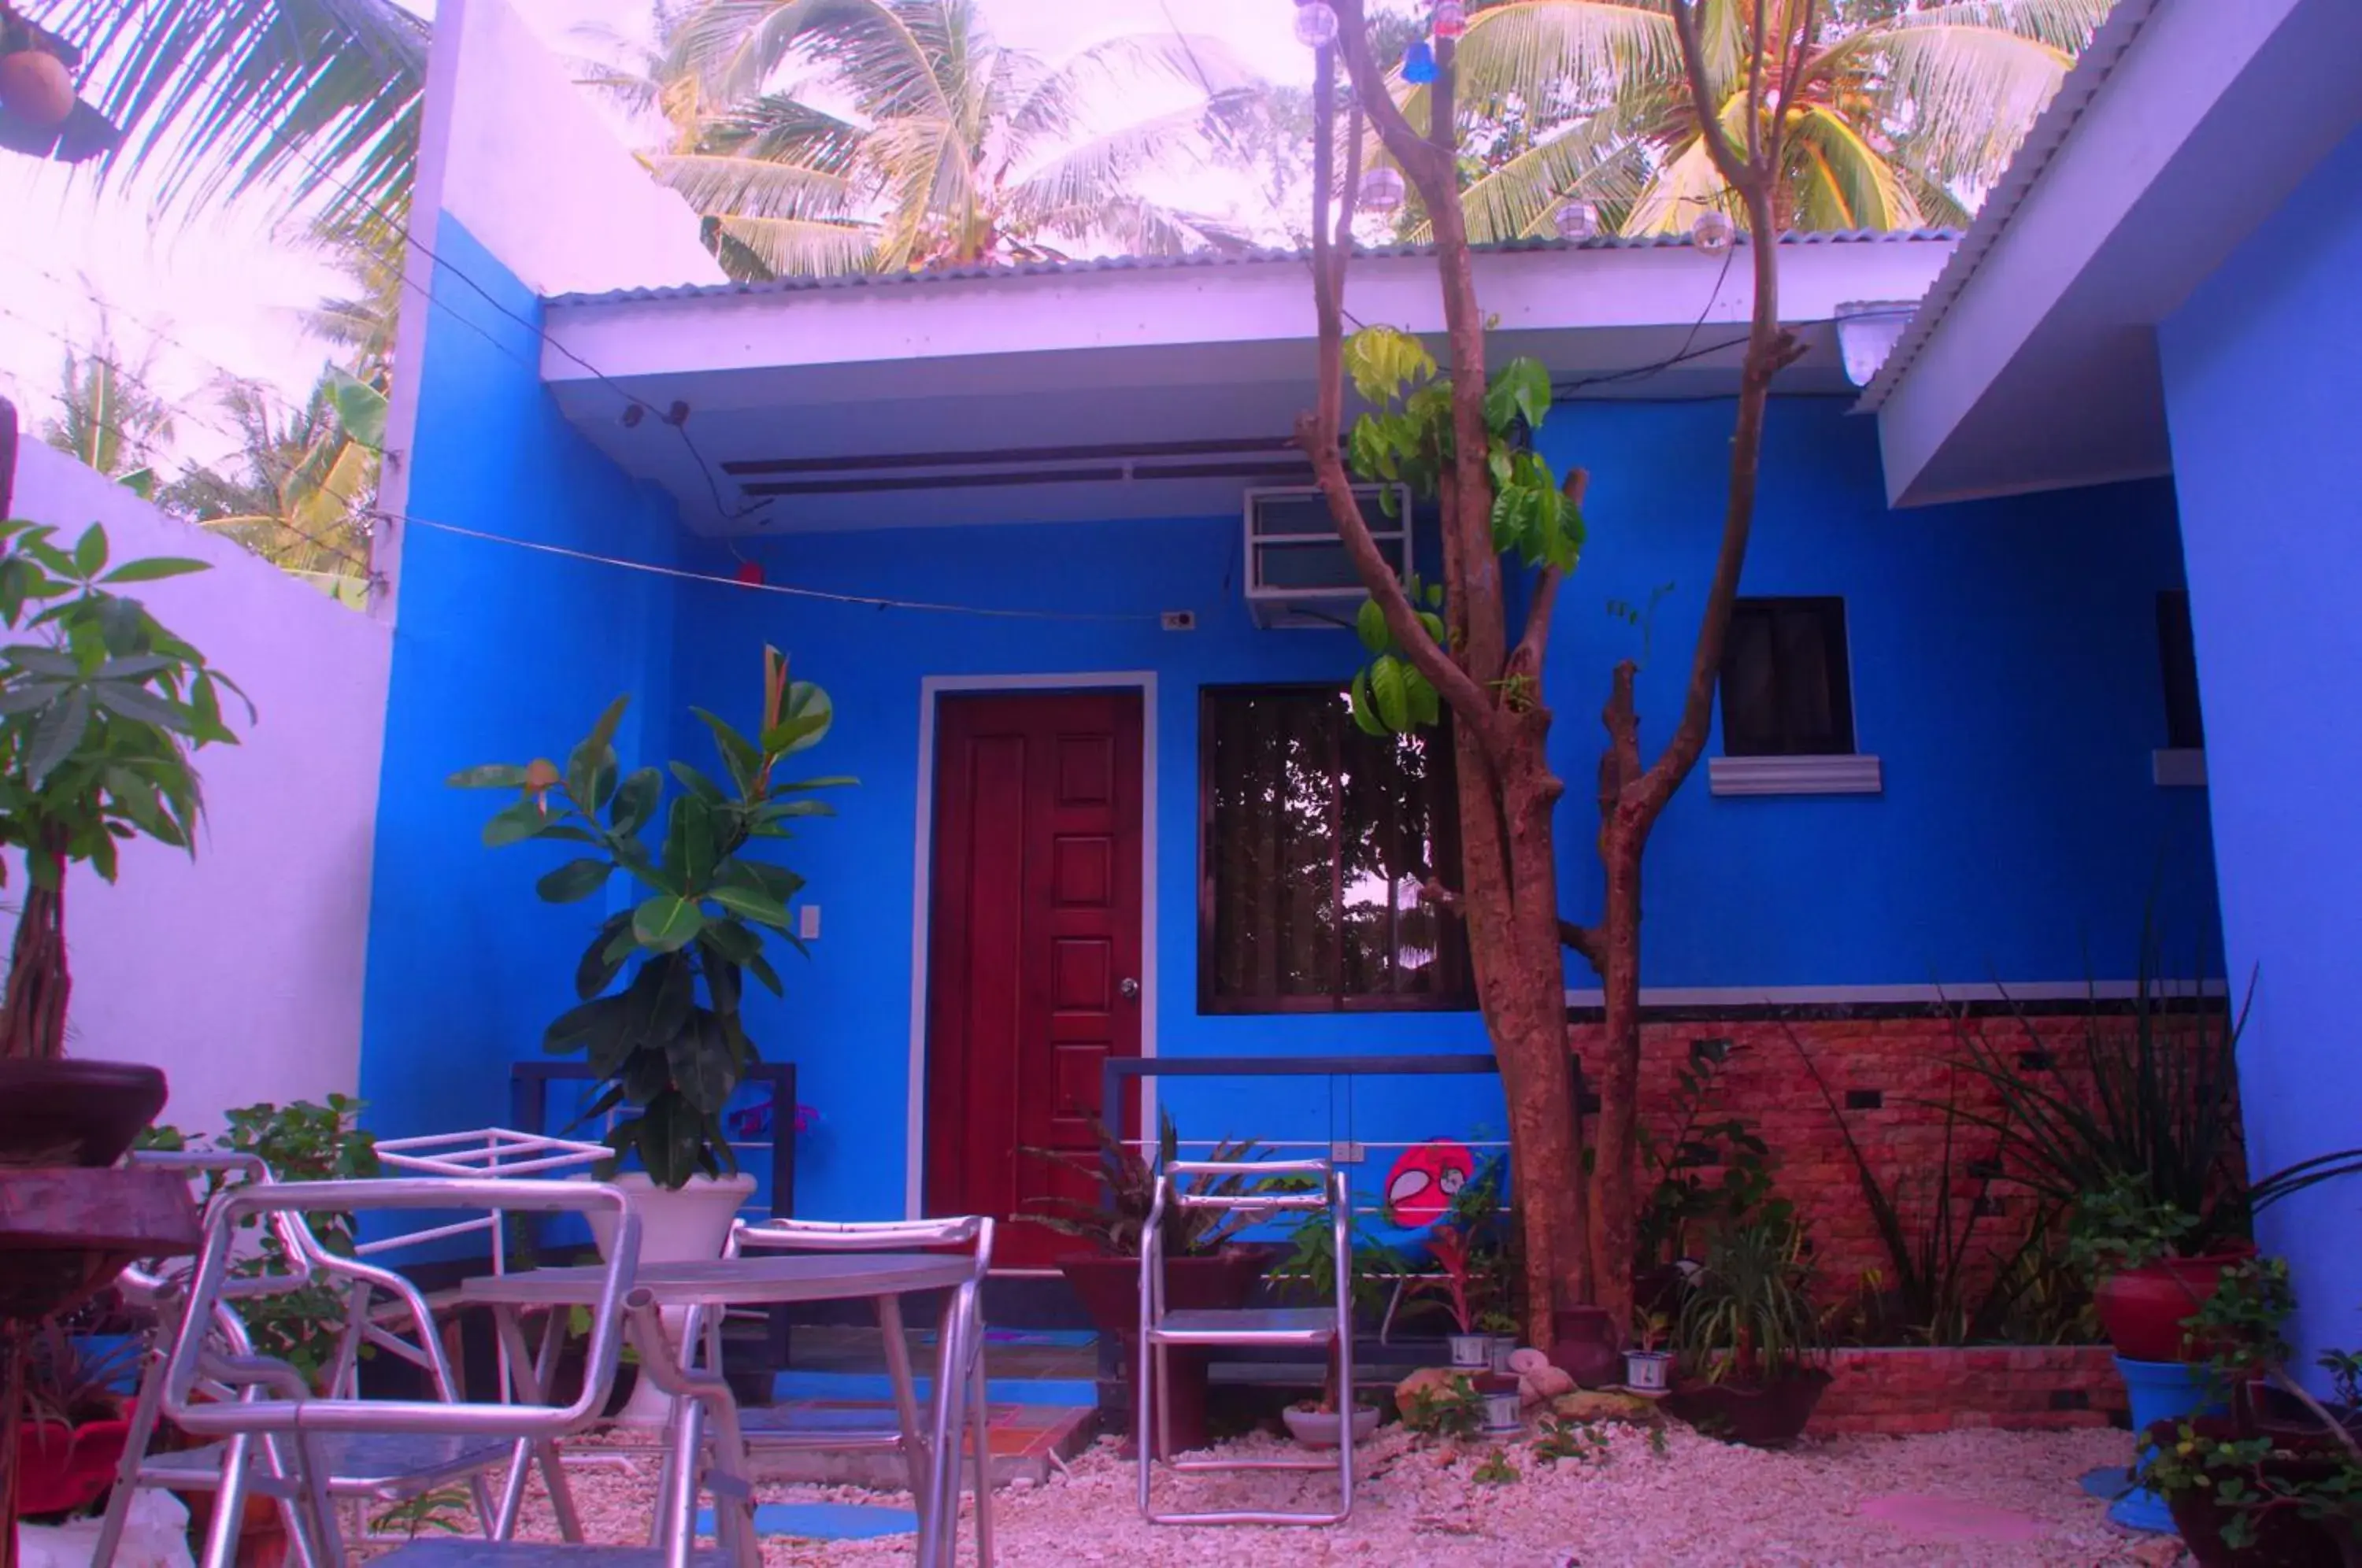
[1137,1158,1355,1527]
[154,1176,760,1568]
[714,1215,996,1565]
[92,1152,529,1568]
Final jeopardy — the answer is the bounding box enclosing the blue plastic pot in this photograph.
[2107,1355,2225,1533]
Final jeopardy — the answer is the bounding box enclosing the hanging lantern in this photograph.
[1691,209,1736,256]
[1293,1,1339,47]
[1553,202,1598,242]
[1359,165,1406,214]
[1402,39,1438,84]
[1432,0,1468,41]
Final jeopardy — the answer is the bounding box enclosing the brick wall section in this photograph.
[1808,1345,2129,1435]
[1563,1008,2235,1300]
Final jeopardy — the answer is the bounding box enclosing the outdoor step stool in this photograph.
[1136,1159,1355,1527]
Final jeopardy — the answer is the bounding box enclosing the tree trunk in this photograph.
[0,871,69,1062]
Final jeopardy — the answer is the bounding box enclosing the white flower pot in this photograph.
[1447,1332,1492,1369]
[1623,1349,1672,1392]
[1479,1386,1524,1433]
[583,1171,757,1426]
[1282,1404,1380,1448]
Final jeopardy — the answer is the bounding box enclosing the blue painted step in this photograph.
[772,1370,1098,1408]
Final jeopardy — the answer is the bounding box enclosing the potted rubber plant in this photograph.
[1663,1215,1832,1447]
[0,520,243,1170]
[1018,1113,1281,1456]
[454,646,849,1424]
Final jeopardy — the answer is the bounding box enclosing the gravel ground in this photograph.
[468,1421,2187,1567]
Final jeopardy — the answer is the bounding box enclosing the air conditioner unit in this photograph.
[1243,483,1412,629]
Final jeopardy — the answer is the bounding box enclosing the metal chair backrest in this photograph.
[727,1215,992,1275]
[160,1178,640,1444]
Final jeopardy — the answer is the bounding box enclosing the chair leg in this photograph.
[198,1435,254,1568]
[968,1303,994,1568]
[89,1331,170,1568]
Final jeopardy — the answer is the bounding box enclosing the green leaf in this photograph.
[746,949,784,997]
[668,761,727,803]
[694,709,763,797]
[1407,669,1441,728]
[1355,598,1389,656]
[1342,326,1438,405]
[668,795,718,889]
[565,737,617,814]
[633,896,705,952]
[536,859,613,904]
[101,557,209,585]
[483,799,553,849]
[1483,358,1553,434]
[26,688,91,786]
[761,682,834,756]
[1368,656,1409,733]
[586,694,629,755]
[576,913,635,1000]
[1349,668,1386,738]
[668,1011,739,1114]
[710,885,791,930]
[326,368,390,452]
[91,682,194,731]
[608,767,661,837]
[447,764,528,790]
[72,525,109,580]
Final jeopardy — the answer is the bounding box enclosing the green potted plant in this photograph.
[1623,1311,1672,1393]
[1663,1215,1832,1447]
[454,646,848,1425]
[1953,957,2362,1364]
[2135,1259,2361,1566]
[1017,1112,1279,1456]
[0,520,244,1170]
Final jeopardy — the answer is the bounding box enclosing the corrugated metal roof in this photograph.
[546,228,1962,309]
[1853,0,2161,412]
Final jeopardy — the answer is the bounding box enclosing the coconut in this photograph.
[0,50,76,131]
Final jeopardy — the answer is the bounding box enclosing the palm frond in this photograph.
[705,93,871,175]
[1441,0,1677,121]
[646,153,857,222]
[1782,103,1919,231]
[1002,103,1228,227]
[1449,113,1647,243]
[33,0,427,224]
[707,213,879,277]
[1813,11,2090,191]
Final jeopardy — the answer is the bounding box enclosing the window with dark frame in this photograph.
[1718,597,1857,757]
[2157,590,2205,751]
[1199,685,1471,1013]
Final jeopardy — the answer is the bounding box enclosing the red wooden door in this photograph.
[924,691,1144,1265]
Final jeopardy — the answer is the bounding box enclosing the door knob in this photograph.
[1119,977,1141,1000]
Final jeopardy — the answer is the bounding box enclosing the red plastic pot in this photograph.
[2096,1253,2247,1363]
[13,1417,131,1516]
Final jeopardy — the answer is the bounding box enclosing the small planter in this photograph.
[1282,1403,1380,1448]
[1664,1369,1833,1448]
[1488,1337,1518,1376]
[2096,1253,2248,1363]
[1446,1332,1492,1370]
[2150,1418,2354,1568]
[0,1060,168,1168]
[1623,1350,1672,1393]
[11,1418,132,1516]
[1477,1374,1523,1434]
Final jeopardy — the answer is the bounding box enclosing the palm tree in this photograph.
[24,0,425,225]
[161,370,380,608]
[1392,0,2107,242]
[39,314,174,494]
[646,0,1265,278]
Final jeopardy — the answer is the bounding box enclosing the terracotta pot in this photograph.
[0,1060,168,1167]
[1548,1306,1624,1389]
[2096,1253,2247,1362]
[2150,1418,2353,1568]
[1663,1369,1834,1448]
[183,1492,290,1568]
[0,50,76,131]
[1058,1247,1272,1458]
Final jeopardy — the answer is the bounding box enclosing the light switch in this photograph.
[798,904,820,941]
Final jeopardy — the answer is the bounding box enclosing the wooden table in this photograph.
[461,1256,978,1563]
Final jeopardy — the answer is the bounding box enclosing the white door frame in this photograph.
[904,672,1159,1219]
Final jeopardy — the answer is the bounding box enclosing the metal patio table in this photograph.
[461,1254,981,1564]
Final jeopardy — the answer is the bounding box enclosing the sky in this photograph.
[0,0,1325,475]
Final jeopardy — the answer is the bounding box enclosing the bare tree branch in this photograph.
[1672,0,1753,192]
[1560,918,1604,970]
[1510,468,1586,679]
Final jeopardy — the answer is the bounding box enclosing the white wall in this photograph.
[6,443,392,1134]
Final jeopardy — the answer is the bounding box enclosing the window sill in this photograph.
[2153,749,2208,788]
[1708,754,1883,797]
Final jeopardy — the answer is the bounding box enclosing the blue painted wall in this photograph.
[663,398,2215,1222]
[2159,122,2362,1369]
[359,217,685,1165]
